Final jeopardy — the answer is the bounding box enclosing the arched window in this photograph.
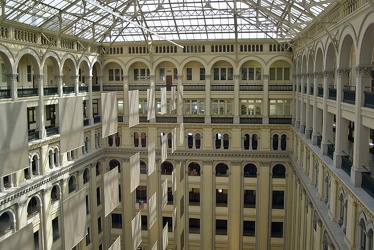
[337,190,347,234]
[141,132,147,147]
[96,162,101,176]
[244,163,257,177]
[140,160,147,174]
[215,133,222,149]
[188,162,201,176]
[31,154,39,176]
[51,185,60,202]
[243,133,250,150]
[49,149,54,169]
[187,133,193,149]
[195,133,201,149]
[83,168,90,184]
[134,132,140,147]
[216,163,229,177]
[54,148,59,167]
[281,134,287,150]
[272,134,279,150]
[161,161,173,175]
[272,164,286,178]
[0,211,15,235]
[109,159,121,172]
[27,196,40,217]
[68,176,77,193]
[252,134,258,150]
[223,133,230,149]
[84,136,89,154]
[243,133,259,150]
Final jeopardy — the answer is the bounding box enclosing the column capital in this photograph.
[263,74,269,80]
[313,72,324,79]
[149,75,155,81]
[234,74,240,80]
[54,75,63,80]
[123,75,129,81]
[177,75,183,80]
[34,74,44,81]
[6,73,18,81]
[70,75,79,81]
[307,73,314,78]
[323,70,335,78]
[335,68,350,77]
[355,66,373,77]
[205,74,211,80]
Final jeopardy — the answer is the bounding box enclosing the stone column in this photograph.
[292,74,297,126]
[233,74,240,124]
[294,74,300,129]
[263,74,269,124]
[344,195,357,248]
[334,68,350,168]
[305,73,313,138]
[201,161,214,250]
[300,74,306,133]
[55,75,63,97]
[177,74,183,123]
[41,186,53,250]
[321,71,334,155]
[7,73,18,101]
[35,74,46,139]
[123,75,129,123]
[315,218,323,250]
[351,66,372,186]
[228,161,242,249]
[305,201,313,250]
[87,75,94,125]
[205,75,211,124]
[97,76,103,92]
[328,177,338,221]
[71,75,79,96]
[312,72,323,144]
[149,75,156,123]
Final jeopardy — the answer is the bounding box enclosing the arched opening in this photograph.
[244,163,257,177]
[188,162,200,176]
[223,133,230,149]
[272,134,279,150]
[134,132,139,147]
[187,133,193,148]
[0,211,14,236]
[140,160,147,174]
[109,159,121,172]
[243,133,250,149]
[51,185,60,202]
[140,132,147,147]
[83,168,90,184]
[161,161,173,175]
[195,133,201,149]
[68,176,77,193]
[216,163,229,177]
[281,134,287,150]
[27,196,40,217]
[54,148,59,166]
[31,154,39,175]
[272,164,286,178]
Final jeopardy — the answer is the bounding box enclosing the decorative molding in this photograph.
[122,75,129,81]
[323,71,334,78]
[234,74,240,80]
[335,68,350,78]
[205,74,211,80]
[177,75,183,80]
[149,75,155,81]
[6,74,17,81]
[313,72,323,79]
[263,74,269,80]
[355,66,372,77]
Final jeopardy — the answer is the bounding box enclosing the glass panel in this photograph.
[248,68,254,80]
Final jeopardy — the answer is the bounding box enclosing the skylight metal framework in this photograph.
[0,0,335,44]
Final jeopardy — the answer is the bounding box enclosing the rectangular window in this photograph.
[241,68,247,80]
[220,68,226,80]
[86,195,90,214]
[96,187,101,206]
[174,68,178,80]
[227,68,233,80]
[114,69,121,81]
[27,65,32,82]
[140,68,146,80]
[159,68,165,81]
[271,222,283,238]
[112,214,122,228]
[255,68,262,80]
[52,217,59,241]
[211,99,234,115]
[243,221,255,236]
[284,67,290,80]
[186,68,192,81]
[269,99,291,116]
[200,68,205,80]
[92,99,99,116]
[270,68,276,80]
[1,63,6,82]
[213,68,219,80]
[248,67,254,80]
[98,217,102,233]
[86,227,91,245]
[277,68,283,80]
[134,69,139,81]
[27,107,36,125]
[108,69,114,81]
[46,105,55,121]
[272,191,285,209]
[240,99,262,116]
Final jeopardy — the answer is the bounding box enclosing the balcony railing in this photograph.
[28,130,39,141]
[269,118,292,124]
[79,85,88,92]
[361,172,374,199]
[63,86,75,94]
[211,117,233,124]
[129,85,149,91]
[341,156,352,176]
[93,116,101,124]
[327,143,334,160]
[211,85,234,91]
[156,116,177,123]
[103,85,123,91]
[343,89,355,104]
[44,87,58,96]
[240,118,262,124]
[317,87,324,97]
[184,85,205,91]
[328,88,337,100]
[364,92,374,109]
[46,126,59,136]
[0,89,10,99]
[139,116,149,123]
[92,85,101,92]
[18,88,38,97]
[240,85,263,91]
[269,85,293,91]
[183,117,205,123]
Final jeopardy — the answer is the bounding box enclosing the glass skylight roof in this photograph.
[1,0,335,44]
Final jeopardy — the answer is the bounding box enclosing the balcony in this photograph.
[28,130,39,141]
[18,88,38,97]
[63,86,74,94]
[46,126,59,136]
[211,85,234,91]
[328,88,336,100]
[317,87,324,97]
[44,87,58,96]
[341,156,352,176]
[361,172,374,199]
[269,85,293,91]
[343,89,355,104]
[183,85,205,91]
[364,92,374,109]
[239,85,263,91]
[0,89,10,99]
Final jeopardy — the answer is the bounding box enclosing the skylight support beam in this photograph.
[85,0,183,48]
